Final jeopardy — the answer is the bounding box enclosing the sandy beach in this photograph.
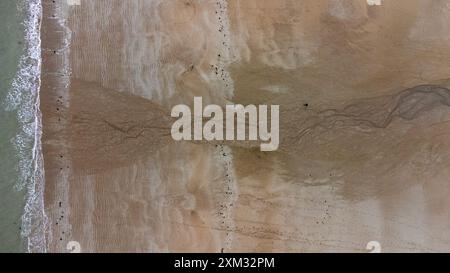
[41,0,450,252]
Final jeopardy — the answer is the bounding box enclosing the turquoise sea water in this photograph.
[0,0,44,252]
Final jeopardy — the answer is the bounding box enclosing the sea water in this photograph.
[0,0,44,252]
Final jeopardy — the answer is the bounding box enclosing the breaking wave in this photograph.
[5,0,47,253]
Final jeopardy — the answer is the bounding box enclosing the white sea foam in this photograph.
[5,0,47,253]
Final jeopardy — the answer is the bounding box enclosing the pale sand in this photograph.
[42,0,450,252]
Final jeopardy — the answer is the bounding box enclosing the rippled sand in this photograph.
[41,0,450,252]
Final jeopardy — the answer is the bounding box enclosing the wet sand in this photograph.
[41,0,450,252]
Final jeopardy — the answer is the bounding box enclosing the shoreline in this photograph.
[9,0,47,253]
[40,0,72,252]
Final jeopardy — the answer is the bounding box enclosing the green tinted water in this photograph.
[0,0,26,252]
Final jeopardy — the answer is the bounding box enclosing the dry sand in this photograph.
[41,0,450,252]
